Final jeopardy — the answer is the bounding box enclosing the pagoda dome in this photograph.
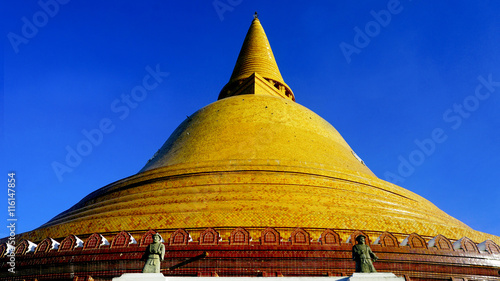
[139,93,374,178]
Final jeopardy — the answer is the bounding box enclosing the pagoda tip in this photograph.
[254,12,258,19]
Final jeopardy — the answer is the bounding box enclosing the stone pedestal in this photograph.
[112,273,166,281]
[348,273,404,281]
[112,273,404,281]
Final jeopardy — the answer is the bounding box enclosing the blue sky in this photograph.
[2,0,500,239]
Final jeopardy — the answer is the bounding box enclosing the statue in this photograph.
[352,235,378,273]
[142,233,165,273]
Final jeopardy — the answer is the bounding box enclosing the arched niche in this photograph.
[290,228,311,245]
[35,238,59,254]
[199,228,221,245]
[229,227,251,245]
[260,227,281,245]
[59,235,83,251]
[319,229,341,246]
[169,229,191,246]
[139,229,164,247]
[373,232,399,248]
[15,240,37,255]
[428,234,453,251]
[84,233,109,250]
[111,231,136,248]
[453,237,479,253]
[347,230,370,246]
[477,239,500,254]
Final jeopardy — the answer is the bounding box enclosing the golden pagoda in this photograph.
[4,16,500,281]
[24,17,499,245]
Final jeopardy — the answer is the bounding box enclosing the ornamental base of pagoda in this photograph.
[2,227,500,281]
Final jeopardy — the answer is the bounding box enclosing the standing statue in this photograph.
[352,235,378,273]
[142,233,165,273]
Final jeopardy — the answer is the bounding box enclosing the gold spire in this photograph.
[219,17,295,101]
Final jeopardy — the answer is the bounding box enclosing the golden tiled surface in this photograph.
[228,18,285,87]
[219,18,294,100]
[140,94,375,176]
[23,161,500,245]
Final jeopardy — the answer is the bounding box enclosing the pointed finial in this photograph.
[218,16,295,101]
[254,12,258,19]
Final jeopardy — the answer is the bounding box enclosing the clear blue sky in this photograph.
[2,0,500,239]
